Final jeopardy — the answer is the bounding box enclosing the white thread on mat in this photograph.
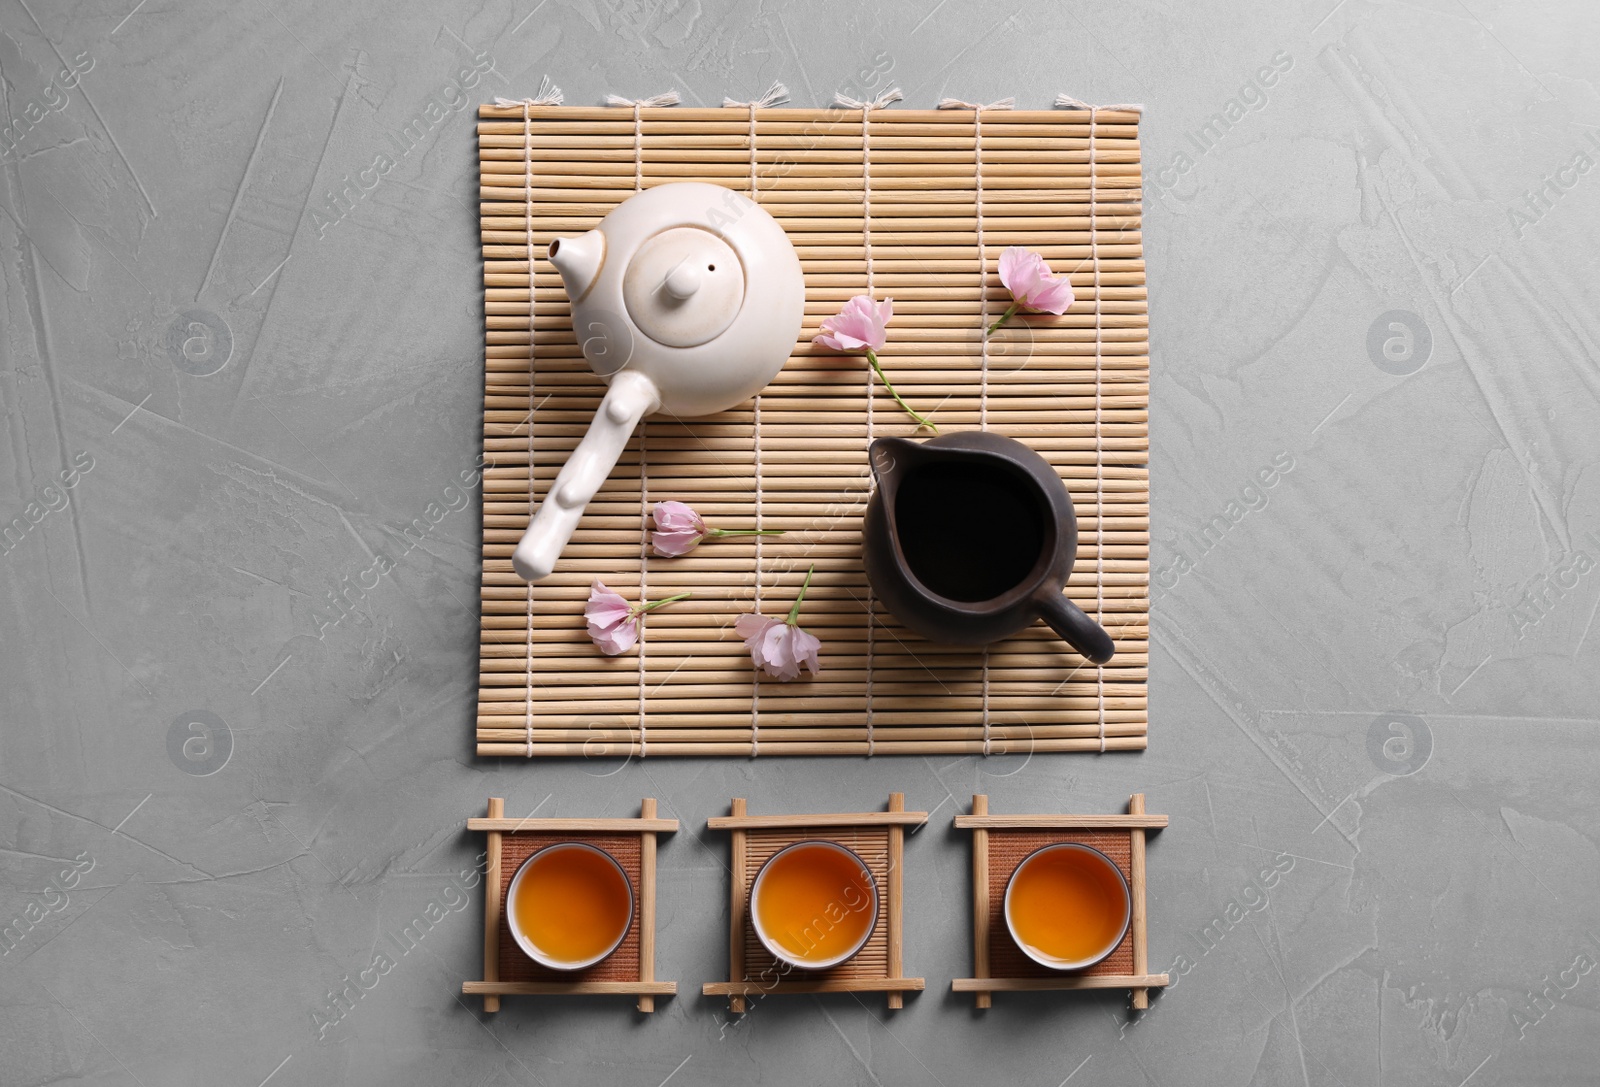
[835,88,900,757]
[724,85,787,757]
[493,75,564,110]
[935,96,1016,110]
[525,100,533,759]
[833,88,900,297]
[751,387,762,761]
[637,427,650,758]
[1057,92,1127,752]
[606,91,679,191]
[938,98,1014,755]
[521,100,536,759]
[499,79,563,758]
[1088,104,1107,754]
[723,81,789,109]
[1053,92,1144,113]
[606,92,676,756]
[831,88,903,109]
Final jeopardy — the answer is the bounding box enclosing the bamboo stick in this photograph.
[482,176,1140,194]
[728,798,747,1014]
[970,793,994,1009]
[481,797,504,1013]
[488,271,1147,288]
[1129,793,1150,1011]
[482,283,1148,300]
[477,697,1148,716]
[464,980,678,995]
[478,718,1150,735]
[638,797,658,1013]
[888,792,908,1007]
[953,813,1168,830]
[479,151,1141,170]
[478,737,1148,756]
[474,105,1142,123]
[702,977,926,996]
[476,728,1148,748]
[475,111,1141,130]
[478,163,1142,186]
[478,134,1141,152]
[950,975,1167,993]
[707,810,928,830]
[473,206,1139,224]
[467,817,679,832]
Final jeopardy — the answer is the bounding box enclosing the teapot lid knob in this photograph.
[662,262,702,300]
[622,227,745,349]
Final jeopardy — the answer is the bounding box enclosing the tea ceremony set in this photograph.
[468,83,1155,1014]
[20,4,1600,1082]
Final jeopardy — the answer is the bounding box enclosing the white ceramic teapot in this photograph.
[511,182,804,582]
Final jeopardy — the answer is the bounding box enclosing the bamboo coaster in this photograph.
[952,792,1167,1008]
[702,792,926,1011]
[475,103,1148,758]
[462,797,678,1012]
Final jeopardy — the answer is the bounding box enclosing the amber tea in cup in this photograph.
[1004,843,1130,971]
[750,840,878,970]
[506,842,634,971]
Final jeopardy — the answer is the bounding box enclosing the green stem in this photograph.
[785,564,815,626]
[865,348,938,433]
[986,300,1022,335]
[706,528,787,538]
[632,591,690,618]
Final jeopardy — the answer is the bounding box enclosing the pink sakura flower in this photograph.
[812,296,936,432]
[814,295,892,352]
[650,500,785,558]
[991,247,1075,333]
[734,564,822,681]
[584,580,689,656]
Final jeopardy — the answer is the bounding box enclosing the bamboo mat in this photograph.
[740,829,892,982]
[495,834,641,983]
[475,102,1149,758]
[986,830,1134,978]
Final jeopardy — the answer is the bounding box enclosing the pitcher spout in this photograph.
[867,436,925,496]
[547,230,605,301]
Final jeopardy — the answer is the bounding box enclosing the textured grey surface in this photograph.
[3,0,1599,1084]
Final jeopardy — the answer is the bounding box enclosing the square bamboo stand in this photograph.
[952,793,1168,1008]
[462,797,678,1012]
[702,793,927,1012]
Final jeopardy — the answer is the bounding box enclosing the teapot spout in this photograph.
[548,230,604,301]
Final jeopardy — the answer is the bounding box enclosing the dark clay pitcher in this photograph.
[862,432,1116,664]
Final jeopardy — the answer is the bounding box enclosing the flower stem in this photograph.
[865,348,938,433]
[786,564,815,626]
[986,300,1022,335]
[633,592,691,618]
[707,528,787,538]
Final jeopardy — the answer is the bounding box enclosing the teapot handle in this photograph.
[1034,589,1116,665]
[512,370,662,582]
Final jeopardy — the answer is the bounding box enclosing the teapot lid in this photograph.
[622,227,745,348]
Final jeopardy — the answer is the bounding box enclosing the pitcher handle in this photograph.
[512,370,661,582]
[1034,589,1115,664]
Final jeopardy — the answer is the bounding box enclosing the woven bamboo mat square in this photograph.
[475,103,1149,758]
[494,834,642,984]
[738,827,891,982]
[984,829,1134,978]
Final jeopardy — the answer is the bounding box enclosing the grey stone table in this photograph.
[4,1,1598,1084]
